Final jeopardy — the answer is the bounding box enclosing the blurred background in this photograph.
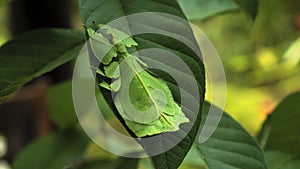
[0,0,299,168]
[197,0,300,135]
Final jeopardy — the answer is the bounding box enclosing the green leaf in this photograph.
[136,37,204,169]
[0,0,9,6]
[13,130,90,169]
[47,81,78,130]
[178,0,258,21]
[265,151,300,169]
[196,102,268,169]
[178,0,238,21]
[262,91,300,154]
[80,0,186,28]
[79,0,205,169]
[75,158,139,169]
[0,29,84,104]
[233,0,258,20]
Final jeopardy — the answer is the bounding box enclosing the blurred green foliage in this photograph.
[0,1,10,46]
[197,0,300,134]
[47,81,78,130]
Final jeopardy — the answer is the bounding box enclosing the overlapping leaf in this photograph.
[178,0,238,21]
[178,0,258,21]
[196,102,268,169]
[261,91,300,154]
[0,29,84,104]
[79,0,205,168]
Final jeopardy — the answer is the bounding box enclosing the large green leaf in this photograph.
[177,0,238,21]
[79,1,205,169]
[13,130,90,169]
[79,0,186,27]
[178,0,258,21]
[265,151,300,169]
[0,29,84,104]
[262,91,300,154]
[196,102,268,169]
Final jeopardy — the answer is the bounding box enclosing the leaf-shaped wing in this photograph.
[115,56,189,137]
[88,25,190,137]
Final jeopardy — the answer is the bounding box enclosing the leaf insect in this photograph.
[87,24,189,137]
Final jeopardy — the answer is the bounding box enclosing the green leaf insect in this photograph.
[87,25,189,137]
